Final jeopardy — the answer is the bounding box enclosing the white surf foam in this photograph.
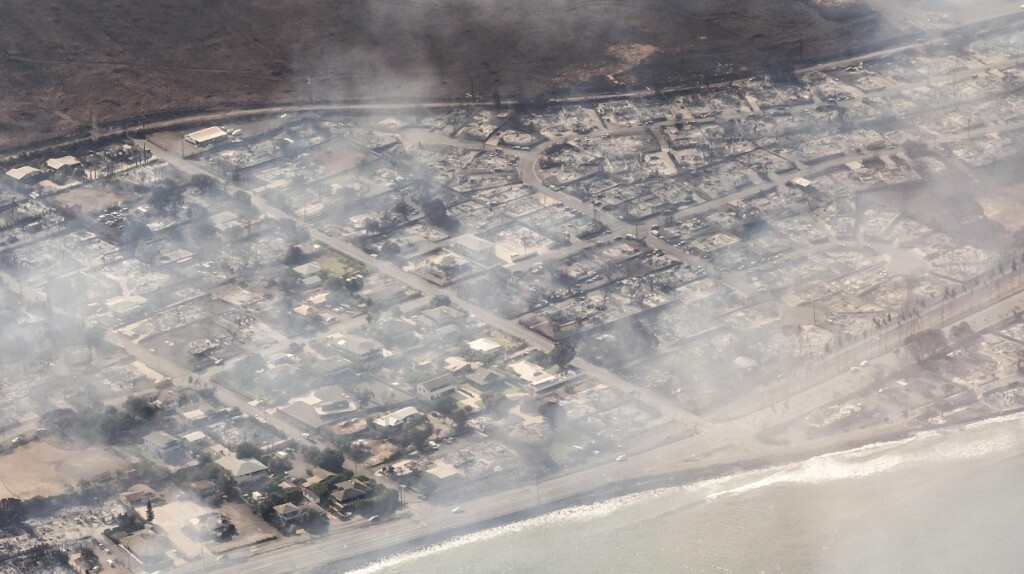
[346,412,1024,572]
[706,413,1024,500]
[345,488,682,573]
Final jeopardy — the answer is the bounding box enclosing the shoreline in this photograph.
[313,405,1024,573]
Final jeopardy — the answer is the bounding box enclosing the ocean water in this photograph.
[349,413,1024,574]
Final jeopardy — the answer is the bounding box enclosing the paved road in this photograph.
[172,418,749,574]
[141,138,710,432]
[731,282,1024,431]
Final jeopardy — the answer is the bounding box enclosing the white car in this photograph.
[451,507,464,514]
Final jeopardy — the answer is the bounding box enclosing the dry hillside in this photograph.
[0,0,887,150]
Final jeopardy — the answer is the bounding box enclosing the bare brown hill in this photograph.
[0,0,888,150]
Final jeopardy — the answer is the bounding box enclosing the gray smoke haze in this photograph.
[4,0,1024,571]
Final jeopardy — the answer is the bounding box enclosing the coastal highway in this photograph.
[722,264,1024,422]
[172,424,749,574]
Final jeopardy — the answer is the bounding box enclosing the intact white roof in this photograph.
[46,156,80,170]
[292,262,322,277]
[374,406,420,427]
[181,408,207,421]
[186,126,229,144]
[5,166,41,180]
[144,431,181,449]
[216,455,269,477]
[182,431,208,443]
[468,337,501,353]
[418,374,458,392]
[510,360,555,384]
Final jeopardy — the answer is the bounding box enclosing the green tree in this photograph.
[354,388,374,407]
[190,174,218,193]
[119,220,153,255]
[236,442,262,459]
[344,275,364,293]
[394,416,434,450]
[434,395,459,417]
[41,408,86,440]
[951,321,975,344]
[145,500,154,522]
[148,181,186,215]
[315,448,346,473]
[297,507,320,524]
[125,396,157,420]
[450,406,471,430]
[278,270,301,294]
[308,480,333,505]
[265,455,293,476]
[359,485,401,516]
[421,197,457,231]
[392,200,414,219]
[80,548,98,565]
[98,408,137,444]
[482,391,511,415]
[548,341,576,367]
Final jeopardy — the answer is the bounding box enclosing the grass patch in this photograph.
[316,253,361,276]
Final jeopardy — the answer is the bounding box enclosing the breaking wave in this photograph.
[705,411,1024,500]
[345,487,683,573]
[346,410,1024,572]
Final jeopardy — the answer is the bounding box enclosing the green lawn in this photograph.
[316,253,362,277]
